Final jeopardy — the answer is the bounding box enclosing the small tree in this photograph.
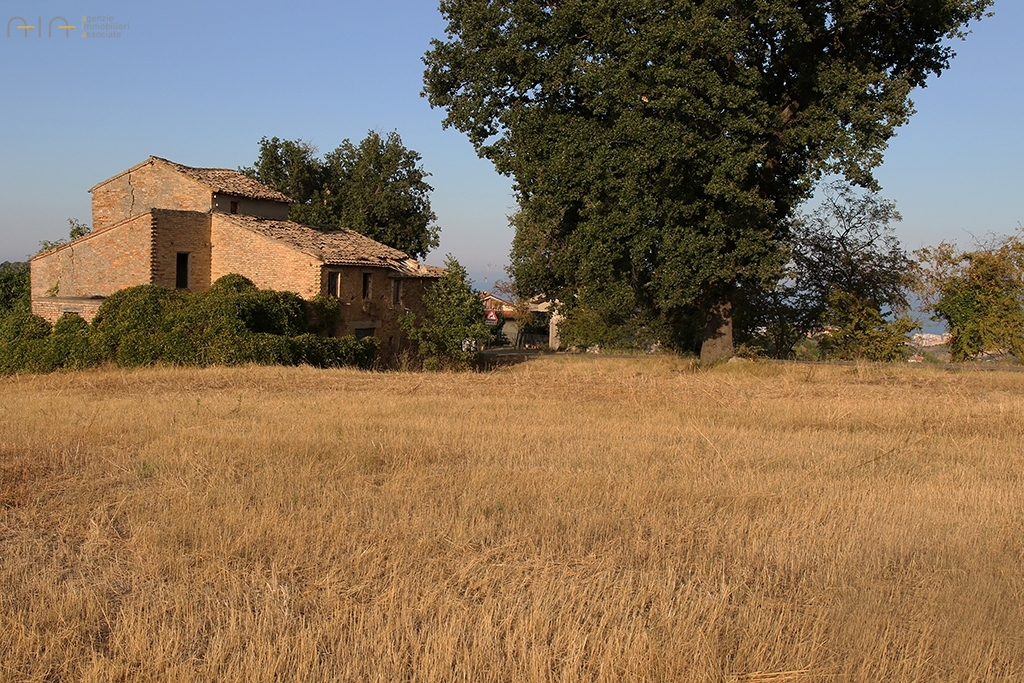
[740,182,916,359]
[401,256,489,369]
[915,234,1024,361]
[38,218,91,252]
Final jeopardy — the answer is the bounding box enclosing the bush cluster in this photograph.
[0,275,377,375]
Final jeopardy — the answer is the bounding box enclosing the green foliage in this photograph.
[424,0,991,354]
[0,262,30,316]
[557,303,672,352]
[91,285,184,365]
[0,309,52,344]
[401,256,489,369]
[0,312,104,374]
[52,312,89,335]
[0,276,377,375]
[38,218,92,252]
[916,236,1024,361]
[305,294,343,336]
[816,292,917,362]
[210,273,258,293]
[290,333,379,369]
[68,218,91,240]
[242,132,439,259]
[738,183,915,358]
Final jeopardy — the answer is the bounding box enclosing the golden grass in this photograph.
[1,357,1023,682]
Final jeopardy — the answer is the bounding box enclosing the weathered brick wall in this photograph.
[32,298,104,324]
[212,193,290,220]
[30,212,153,300]
[151,210,212,291]
[324,266,437,356]
[91,161,211,231]
[210,215,321,298]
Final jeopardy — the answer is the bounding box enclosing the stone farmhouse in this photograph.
[29,156,444,353]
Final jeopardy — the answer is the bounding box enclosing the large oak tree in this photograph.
[422,0,990,360]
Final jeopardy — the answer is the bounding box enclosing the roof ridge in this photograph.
[89,156,292,203]
[218,214,443,277]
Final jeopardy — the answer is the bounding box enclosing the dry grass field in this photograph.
[2,356,1023,682]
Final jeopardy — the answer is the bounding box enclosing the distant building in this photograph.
[478,290,557,347]
[29,156,443,353]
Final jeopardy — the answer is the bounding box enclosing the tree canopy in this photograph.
[423,0,990,360]
[916,234,1024,361]
[242,131,440,260]
[0,261,30,317]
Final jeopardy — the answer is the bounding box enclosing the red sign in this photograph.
[485,309,499,324]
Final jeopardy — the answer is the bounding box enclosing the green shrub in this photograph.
[0,309,51,343]
[92,285,184,361]
[0,275,379,375]
[5,339,59,374]
[228,332,294,366]
[816,292,916,362]
[241,290,307,336]
[210,273,258,293]
[305,294,342,336]
[52,312,89,336]
[291,333,378,369]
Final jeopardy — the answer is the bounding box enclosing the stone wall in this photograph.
[210,214,321,298]
[31,297,105,324]
[323,265,435,358]
[151,210,212,291]
[91,161,211,231]
[30,212,153,301]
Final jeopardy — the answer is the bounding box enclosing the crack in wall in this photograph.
[127,169,137,217]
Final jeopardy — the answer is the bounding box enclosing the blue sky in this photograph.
[2,0,1021,291]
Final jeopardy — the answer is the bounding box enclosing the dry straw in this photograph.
[2,357,1023,681]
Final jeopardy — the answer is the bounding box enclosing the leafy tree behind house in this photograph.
[401,256,489,369]
[0,261,30,316]
[915,234,1024,361]
[242,132,440,259]
[423,0,991,361]
[38,218,91,253]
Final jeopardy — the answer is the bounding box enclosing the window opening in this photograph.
[362,272,372,299]
[354,327,375,339]
[230,201,239,214]
[392,279,401,305]
[175,253,190,289]
[327,271,341,297]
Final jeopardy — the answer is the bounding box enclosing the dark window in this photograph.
[362,272,372,299]
[391,279,401,305]
[230,201,239,214]
[354,327,375,339]
[327,271,341,297]
[175,253,190,289]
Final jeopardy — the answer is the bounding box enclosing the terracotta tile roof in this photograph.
[152,157,292,203]
[221,214,444,277]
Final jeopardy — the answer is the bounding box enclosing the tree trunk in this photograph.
[700,297,734,364]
